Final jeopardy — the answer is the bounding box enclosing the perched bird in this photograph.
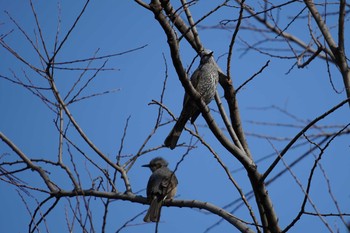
[142,157,178,222]
[164,49,219,149]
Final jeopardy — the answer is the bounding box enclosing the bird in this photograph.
[142,157,178,222]
[164,49,219,149]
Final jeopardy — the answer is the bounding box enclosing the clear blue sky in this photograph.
[1,1,349,232]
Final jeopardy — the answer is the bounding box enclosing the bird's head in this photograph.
[142,157,169,172]
[199,49,214,64]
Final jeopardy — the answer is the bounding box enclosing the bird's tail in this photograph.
[143,197,163,222]
[164,113,189,149]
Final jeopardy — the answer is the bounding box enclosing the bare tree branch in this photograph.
[0,132,57,192]
[263,97,350,181]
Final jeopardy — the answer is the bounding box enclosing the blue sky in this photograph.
[1,1,349,232]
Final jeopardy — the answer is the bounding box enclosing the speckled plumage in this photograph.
[164,50,219,149]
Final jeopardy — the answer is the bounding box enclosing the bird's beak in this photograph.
[142,164,150,168]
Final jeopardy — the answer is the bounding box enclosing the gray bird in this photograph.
[142,157,178,222]
[164,49,219,149]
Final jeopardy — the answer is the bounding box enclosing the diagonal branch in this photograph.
[303,0,350,106]
[0,132,57,192]
[51,0,90,61]
[263,97,350,181]
[160,0,199,51]
[45,66,132,193]
[180,0,202,51]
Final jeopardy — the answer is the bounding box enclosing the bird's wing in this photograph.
[183,68,201,106]
[160,175,177,199]
[160,169,177,192]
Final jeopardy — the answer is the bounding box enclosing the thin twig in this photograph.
[263,97,350,181]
